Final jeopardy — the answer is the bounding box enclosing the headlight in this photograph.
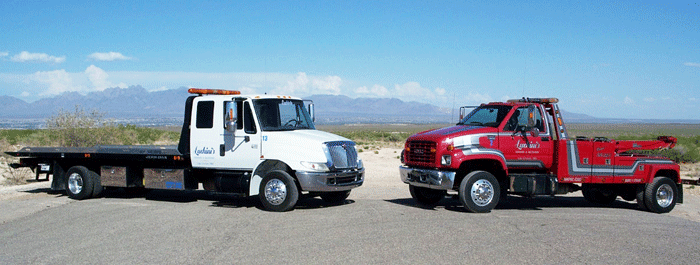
[300,161,330,171]
[441,155,452,166]
[357,159,364,169]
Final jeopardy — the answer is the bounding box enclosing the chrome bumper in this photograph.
[399,166,456,190]
[296,168,364,192]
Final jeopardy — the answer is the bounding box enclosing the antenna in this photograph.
[451,92,456,124]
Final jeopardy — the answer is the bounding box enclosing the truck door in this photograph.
[190,98,260,170]
[499,106,554,170]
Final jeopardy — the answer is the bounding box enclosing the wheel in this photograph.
[409,185,445,207]
[459,171,500,213]
[581,184,617,205]
[259,170,299,212]
[636,184,648,210]
[65,166,97,200]
[644,177,677,213]
[320,190,351,203]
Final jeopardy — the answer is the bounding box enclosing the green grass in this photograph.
[0,126,179,147]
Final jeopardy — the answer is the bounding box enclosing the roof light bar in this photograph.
[188,88,241,95]
[507,97,559,103]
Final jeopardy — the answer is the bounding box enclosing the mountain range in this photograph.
[0,86,697,129]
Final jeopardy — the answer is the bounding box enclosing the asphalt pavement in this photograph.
[1,184,700,264]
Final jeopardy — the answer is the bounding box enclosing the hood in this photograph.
[409,125,498,142]
[266,129,351,145]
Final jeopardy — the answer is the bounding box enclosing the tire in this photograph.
[92,171,104,198]
[459,171,500,213]
[581,184,617,205]
[320,190,351,203]
[644,177,677,214]
[409,185,445,207]
[259,170,299,212]
[65,166,96,200]
[636,184,648,210]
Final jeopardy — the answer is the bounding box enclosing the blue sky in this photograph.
[1,0,698,119]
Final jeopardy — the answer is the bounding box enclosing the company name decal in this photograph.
[516,140,540,150]
[194,146,216,156]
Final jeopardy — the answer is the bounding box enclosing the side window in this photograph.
[244,102,257,134]
[196,101,214,129]
[504,106,545,132]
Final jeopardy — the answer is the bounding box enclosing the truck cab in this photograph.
[182,89,365,211]
[400,97,681,213]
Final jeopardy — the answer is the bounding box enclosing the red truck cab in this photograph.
[400,97,681,213]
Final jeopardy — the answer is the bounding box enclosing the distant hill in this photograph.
[0,87,697,128]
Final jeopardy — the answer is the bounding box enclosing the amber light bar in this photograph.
[188,88,241,95]
[507,98,559,103]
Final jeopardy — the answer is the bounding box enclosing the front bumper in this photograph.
[399,166,456,190]
[296,168,364,192]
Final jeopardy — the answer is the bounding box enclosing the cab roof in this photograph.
[188,88,302,101]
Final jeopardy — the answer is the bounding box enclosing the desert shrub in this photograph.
[0,139,32,185]
[45,106,121,147]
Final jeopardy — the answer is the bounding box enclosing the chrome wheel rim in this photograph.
[68,173,83,195]
[656,184,674,208]
[264,179,287,205]
[471,179,494,207]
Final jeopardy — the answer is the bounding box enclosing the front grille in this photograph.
[326,141,359,169]
[406,140,436,165]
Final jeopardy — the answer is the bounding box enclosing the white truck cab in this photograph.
[187,89,364,211]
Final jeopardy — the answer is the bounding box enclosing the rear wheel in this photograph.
[409,185,445,207]
[459,171,500,213]
[320,190,351,203]
[65,166,97,200]
[644,177,677,213]
[581,184,617,205]
[259,170,299,212]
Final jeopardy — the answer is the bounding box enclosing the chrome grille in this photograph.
[406,140,436,165]
[325,141,359,169]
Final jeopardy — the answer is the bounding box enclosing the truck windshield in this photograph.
[253,99,315,131]
[457,105,512,128]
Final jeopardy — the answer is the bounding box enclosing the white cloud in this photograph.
[643,97,655,102]
[30,69,79,96]
[0,51,8,58]
[274,72,310,95]
[85,65,126,90]
[623,96,635,105]
[88,52,133,61]
[465,92,493,104]
[684,62,700,68]
[311,75,342,95]
[355,85,390,97]
[10,51,65,63]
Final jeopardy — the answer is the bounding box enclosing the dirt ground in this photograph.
[2,147,700,222]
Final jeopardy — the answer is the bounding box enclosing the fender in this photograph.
[454,147,509,175]
[249,160,289,196]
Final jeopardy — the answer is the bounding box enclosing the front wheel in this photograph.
[644,177,677,213]
[459,171,500,213]
[320,190,351,203]
[409,185,445,207]
[259,170,299,212]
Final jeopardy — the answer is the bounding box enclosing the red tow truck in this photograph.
[400,98,681,213]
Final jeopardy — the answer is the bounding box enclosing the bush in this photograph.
[45,106,121,147]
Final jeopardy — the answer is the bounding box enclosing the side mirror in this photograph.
[306,101,315,122]
[526,105,539,137]
[225,102,238,133]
